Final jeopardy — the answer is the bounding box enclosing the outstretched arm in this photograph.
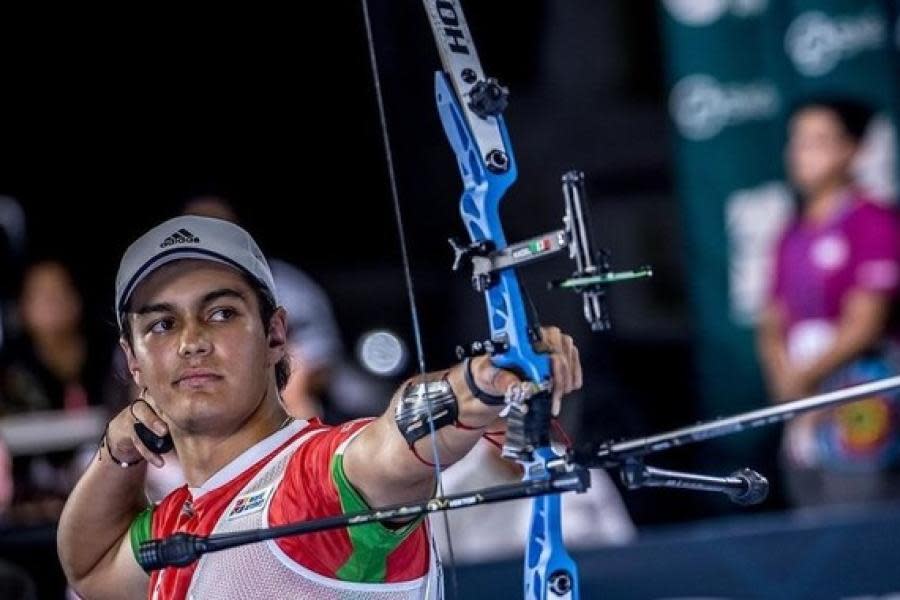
[343,326,581,508]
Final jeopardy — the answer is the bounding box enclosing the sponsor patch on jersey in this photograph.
[226,485,273,520]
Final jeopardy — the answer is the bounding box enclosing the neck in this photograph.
[174,386,290,487]
[802,177,852,224]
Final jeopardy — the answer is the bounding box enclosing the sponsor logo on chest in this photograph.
[226,485,274,520]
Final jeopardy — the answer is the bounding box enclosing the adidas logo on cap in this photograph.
[160,228,201,248]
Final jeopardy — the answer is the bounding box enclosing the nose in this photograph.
[178,321,212,358]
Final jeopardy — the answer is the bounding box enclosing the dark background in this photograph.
[0,2,782,527]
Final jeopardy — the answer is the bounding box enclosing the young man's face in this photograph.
[786,107,857,196]
[122,259,285,436]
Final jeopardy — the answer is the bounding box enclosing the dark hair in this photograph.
[789,96,875,143]
[119,273,291,392]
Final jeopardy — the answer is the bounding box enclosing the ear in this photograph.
[119,335,144,389]
[266,307,289,364]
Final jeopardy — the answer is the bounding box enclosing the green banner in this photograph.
[777,0,898,199]
[661,0,899,442]
[661,0,787,428]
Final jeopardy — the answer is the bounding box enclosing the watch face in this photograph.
[357,329,407,377]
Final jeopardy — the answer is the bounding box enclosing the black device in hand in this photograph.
[134,422,174,454]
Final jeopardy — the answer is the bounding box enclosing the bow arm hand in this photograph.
[342,327,582,509]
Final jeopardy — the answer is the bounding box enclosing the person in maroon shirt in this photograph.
[758,97,900,506]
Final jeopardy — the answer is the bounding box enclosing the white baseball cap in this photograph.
[115,216,278,328]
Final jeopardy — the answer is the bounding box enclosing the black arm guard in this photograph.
[395,377,459,445]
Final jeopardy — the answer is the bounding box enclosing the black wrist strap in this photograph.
[101,423,143,468]
[463,357,506,406]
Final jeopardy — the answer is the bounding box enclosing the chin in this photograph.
[169,392,227,424]
[176,408,229,435]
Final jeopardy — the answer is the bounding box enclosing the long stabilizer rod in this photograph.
[578,375,900,468]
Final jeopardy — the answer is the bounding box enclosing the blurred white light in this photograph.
[357,329,407,376]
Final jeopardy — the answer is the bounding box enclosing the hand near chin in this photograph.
[107,391,171,468]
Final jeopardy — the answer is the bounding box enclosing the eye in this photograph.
[147,318,175,334]
[209,307,237,322]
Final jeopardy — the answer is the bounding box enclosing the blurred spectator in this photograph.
[433,440,635,563]
[757,97,900,507]
[0,260,107,414]
[0,260,110,519]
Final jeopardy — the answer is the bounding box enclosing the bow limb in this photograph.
[426,2,580,598]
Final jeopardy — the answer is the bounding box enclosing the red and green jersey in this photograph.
[130,419,436,600]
